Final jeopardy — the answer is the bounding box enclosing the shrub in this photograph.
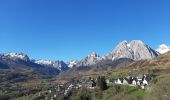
[113,85,121,95]
[77,88,91,100]
[97,76,107,91]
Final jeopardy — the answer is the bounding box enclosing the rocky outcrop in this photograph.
[76,52,103,67]
[106,40,159,61]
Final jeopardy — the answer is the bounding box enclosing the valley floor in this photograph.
[1,68,170,100]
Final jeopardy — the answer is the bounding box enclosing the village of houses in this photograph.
[37,74,153,100]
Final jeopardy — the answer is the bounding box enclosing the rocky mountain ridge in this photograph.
[106,40,159,61]
[0,40,162,75]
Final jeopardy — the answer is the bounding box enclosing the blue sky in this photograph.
[0,0,170,61]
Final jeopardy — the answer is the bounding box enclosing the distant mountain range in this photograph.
[0,40,170,76]
[0,52,60,76]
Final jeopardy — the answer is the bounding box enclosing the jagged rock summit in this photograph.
[76,52,103,67]
[106,40,159,61]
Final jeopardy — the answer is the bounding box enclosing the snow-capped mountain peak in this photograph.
[3,52,30,61]
[34,59,54,65]
[67,60,78,68]
[34,59,69,71]
[156,44,170,54]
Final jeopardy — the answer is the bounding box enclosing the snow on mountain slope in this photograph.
[2,52,30,61]
[156,44,170,54]
[67,60,78,68]
[35,59,54,65]
[34,59,69,71]
[107,40,134,60]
